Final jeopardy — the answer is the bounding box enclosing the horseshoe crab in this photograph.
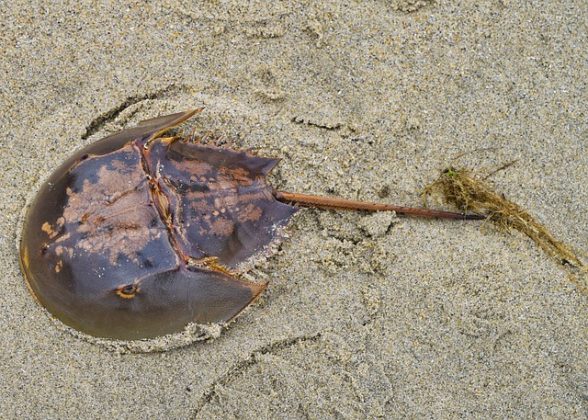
[19,109,483,340]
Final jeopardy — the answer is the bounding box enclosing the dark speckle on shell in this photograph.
[20,110,297,340]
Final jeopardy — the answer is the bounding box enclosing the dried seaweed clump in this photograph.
[423,167,585,272]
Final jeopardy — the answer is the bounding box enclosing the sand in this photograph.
[1,1,587,418]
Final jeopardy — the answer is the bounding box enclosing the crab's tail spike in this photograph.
[273,191,485,221]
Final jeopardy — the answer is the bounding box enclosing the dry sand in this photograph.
[1,1,587,418]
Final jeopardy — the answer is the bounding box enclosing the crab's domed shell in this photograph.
[20,110,297,340]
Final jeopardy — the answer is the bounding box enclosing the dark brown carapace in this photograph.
[20,109,483,340]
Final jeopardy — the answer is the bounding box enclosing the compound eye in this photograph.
[116,283,139,299]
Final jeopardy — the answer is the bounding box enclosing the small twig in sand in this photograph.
[482,159,519,180]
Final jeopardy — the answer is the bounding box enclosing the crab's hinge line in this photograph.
[135,141,190,265]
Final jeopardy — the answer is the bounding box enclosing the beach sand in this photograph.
[1,1,586,418]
